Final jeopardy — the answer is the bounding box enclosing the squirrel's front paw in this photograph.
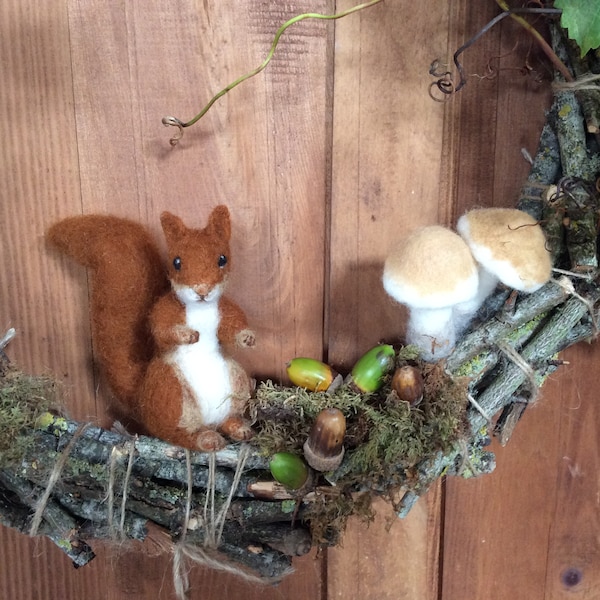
[175,326,199,345]
[236,329,256,348]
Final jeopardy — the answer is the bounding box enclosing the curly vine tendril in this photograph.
[162,0,384,146]
[430,5,568,101]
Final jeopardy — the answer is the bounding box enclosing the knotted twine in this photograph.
[491,276,598,407]
[103,436,272,595]
[172,444,283,599]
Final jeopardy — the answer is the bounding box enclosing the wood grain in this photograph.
[0,0,115,594]
[328,0,451,366]
[544,344,600,599]
[0,0,93,411]
[326,1,450,598]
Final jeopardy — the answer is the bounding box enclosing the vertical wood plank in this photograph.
[439,4,592,600]
[441,413,561,600]
[328,0,451,366]
[441,0,502,222]
[327,1,450,598]
[544,344,600,599]
[0,0,117,598]
[0,0,93,412]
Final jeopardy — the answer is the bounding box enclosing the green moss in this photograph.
[453,353,489,378]
[0,363,61,468]
[250,381,368,456]
[281,499,296,514]
[396,345,422,361]
[506,312,547,347]
[56,538,73,551]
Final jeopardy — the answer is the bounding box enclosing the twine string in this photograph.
[29,423,90,537]
[107,447,118,538]
[554,275,599,335]
[467,393,493,426]
[553,73,600,92]
[119,438,137,538]
[173,449,193,600]
[29,422,281,596]
[106,437,138,540]
[215,445,249,546]
[496,341,540,403]
[489,276,597,410]
[173,444,254,599]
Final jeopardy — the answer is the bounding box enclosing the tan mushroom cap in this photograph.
[457,208,552,292]
[383,225,479,309]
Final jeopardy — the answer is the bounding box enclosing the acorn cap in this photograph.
[303,408,346,472]
[456,208,552,292]
[383,226,479,310]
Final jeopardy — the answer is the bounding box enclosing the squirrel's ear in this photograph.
[160,212,187,241]
[208,205,231,241]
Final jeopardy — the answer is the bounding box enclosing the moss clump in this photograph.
[304,490,375,546]
[0,361,61,467]
[250,382,367,456]
[346,363,467,483]
[249,361,468,542]
[252,362,467,479]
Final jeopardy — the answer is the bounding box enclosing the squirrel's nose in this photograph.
[193,284,211,298]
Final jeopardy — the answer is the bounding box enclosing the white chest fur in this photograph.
[171,299,232,426]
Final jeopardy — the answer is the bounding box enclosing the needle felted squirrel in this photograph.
[47,206,255,451]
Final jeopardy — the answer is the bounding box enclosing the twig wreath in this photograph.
[2,3,600,599]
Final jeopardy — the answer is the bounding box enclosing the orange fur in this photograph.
[47,207,255,451]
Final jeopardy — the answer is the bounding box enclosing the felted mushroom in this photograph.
[456,208,552,308]
[382,225,479,362]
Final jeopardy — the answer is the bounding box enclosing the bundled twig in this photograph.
[0,357,310,580]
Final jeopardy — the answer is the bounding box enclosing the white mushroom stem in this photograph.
[406,307,456,362]
[452,268,500,332]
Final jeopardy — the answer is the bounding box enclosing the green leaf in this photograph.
[555,0,600,56]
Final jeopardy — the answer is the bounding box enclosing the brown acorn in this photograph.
[391,365,424,406]
[303,408,346,472]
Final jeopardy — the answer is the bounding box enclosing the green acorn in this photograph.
[286,357,338,392]
[349,344,396,393]
[269,452,309,490]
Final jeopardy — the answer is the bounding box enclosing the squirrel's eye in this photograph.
[218,255,227,268]
[173,256,182,271]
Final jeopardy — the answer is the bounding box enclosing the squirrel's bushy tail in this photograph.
[47,215,169,407]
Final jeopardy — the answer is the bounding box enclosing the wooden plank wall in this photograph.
[1,1,599,598]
